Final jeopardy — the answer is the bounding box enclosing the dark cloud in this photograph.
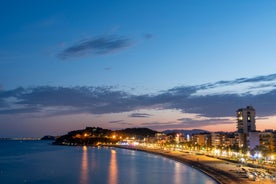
[141,118,232,130]
[129,113,152,118]
[140,122,173,126]
[0,74,276,119]
[161,87,276,117]
[237,74,276,83]
[20,86,140,114]
[108,120,132,126]
[200,73,276,89]
[104,67,112,71]
[119,122,133,125]
[143,33,153,40]
[109,120,124,124]
[177,118,233,128]
[177,118,195,121]
[0,87,25,98]
[58,35,132,59]
[140,122,189,130]
[0,107,40,114]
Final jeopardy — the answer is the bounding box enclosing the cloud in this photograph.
[0,107,40,114]
[140,117,233,130]
[1,74,276,120]
[140,121,190,130]
[108,120,132,126]
[177,118,233,128]
[58,35,132,59]
[109,120,124,124]
[194,74,276,96]
[140,122,176,127]
[0,86,142,115]
[143,33,153,40]
[129,113,152,118]
[104,67,112,71]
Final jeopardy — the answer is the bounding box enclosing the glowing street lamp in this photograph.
[214,149,221,156]
[240,157,245,163]
[258,153,262,159]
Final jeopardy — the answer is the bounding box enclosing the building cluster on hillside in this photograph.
[143,106,276,160]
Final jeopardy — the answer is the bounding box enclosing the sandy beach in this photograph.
[111,145,276,184]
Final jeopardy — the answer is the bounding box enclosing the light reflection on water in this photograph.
[108,149,118,184]
[80,146,88,184]
[174,162,182,184]
[0,141,218,184]
[80,147,119,184]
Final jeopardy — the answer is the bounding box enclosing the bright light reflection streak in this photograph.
[80,146,88,184]
[109,149,118,184]
[174,162,182,183]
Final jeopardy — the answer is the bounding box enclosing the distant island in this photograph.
[41,135,56,140]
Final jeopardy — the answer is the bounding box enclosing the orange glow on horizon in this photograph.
[256,116,276,131]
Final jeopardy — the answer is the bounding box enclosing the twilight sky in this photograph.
[1,0,276,137]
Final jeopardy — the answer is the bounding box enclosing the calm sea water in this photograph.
[0,141,217,184]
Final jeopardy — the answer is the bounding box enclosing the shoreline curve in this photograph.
[108,145,270,184]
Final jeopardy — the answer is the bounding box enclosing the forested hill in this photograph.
[53,127,158,146]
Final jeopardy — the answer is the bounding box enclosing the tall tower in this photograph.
[236,106,256,134]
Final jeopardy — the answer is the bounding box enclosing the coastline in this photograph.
[109,145,276,184]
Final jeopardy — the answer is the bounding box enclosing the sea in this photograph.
[0,140,217,184]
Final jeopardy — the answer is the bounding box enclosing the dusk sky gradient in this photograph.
[1,0,276,137]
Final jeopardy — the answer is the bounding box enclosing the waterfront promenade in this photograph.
[111,145,276,184]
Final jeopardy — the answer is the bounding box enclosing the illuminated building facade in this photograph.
[236,106,256,134]
[236,106,257,150]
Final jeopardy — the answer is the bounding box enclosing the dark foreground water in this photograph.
[0,141,217,184]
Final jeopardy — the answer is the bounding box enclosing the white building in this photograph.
[248,131,260,150]
[236,106,256,134]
